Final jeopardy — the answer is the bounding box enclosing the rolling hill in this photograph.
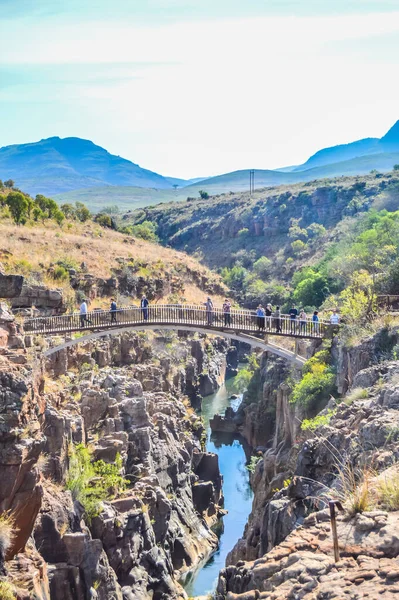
[0,136,196,197]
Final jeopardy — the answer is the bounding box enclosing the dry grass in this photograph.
[0,219,226,305]
[0,512,16,557]
[375,465,399,511]
[0,581,16,600]
[343,387,369,406]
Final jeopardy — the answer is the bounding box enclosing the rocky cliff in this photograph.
[216,325,399,598]
[0,316,231,600]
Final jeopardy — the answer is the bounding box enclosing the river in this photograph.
[184,378,253,597]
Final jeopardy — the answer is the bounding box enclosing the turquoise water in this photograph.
[184,379,253,596]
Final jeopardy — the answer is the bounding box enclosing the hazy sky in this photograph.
[0,0,398,178]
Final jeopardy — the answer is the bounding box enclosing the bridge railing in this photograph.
[23,304,330,339]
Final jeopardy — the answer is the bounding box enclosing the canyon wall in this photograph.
[0,317,231,600]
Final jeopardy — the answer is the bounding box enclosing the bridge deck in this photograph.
[23,304,330,340]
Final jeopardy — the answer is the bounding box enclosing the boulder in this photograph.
[0,274,24,298]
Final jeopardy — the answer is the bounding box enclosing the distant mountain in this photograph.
[2,120,399,207]
[0,137,191,196]
[177,120,399,196]
[294,138,380,171]
[380,120,399,149]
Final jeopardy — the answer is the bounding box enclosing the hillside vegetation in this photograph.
[0,186,226,312]
[128,170,399,332]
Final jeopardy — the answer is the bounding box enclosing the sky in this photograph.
[0,0,399,179]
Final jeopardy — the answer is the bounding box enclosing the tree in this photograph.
[32,206,44,222]
[253,256,272,278]
[6,192,29,224]
[293,272,330,307]
[173,184,179,190]
[129,220,158,241]
[307,223,326,239]
[95,213,113,228]
[291,239,307,253]
[75,202,91,222]
[53,208,65,226]
[198,190,209,200]
[4,179,14,188]
[394,164,399,171]
[60,203,76,219]
[35,194,59,218]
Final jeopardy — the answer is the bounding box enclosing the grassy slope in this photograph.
[0,207,227,309]
[54,186,184,213]
[125,171,399,275]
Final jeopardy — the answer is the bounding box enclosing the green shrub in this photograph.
[253,256,272,278]
[129,221,158,242]
[95,214,113,228]
[66,444,128,522]
[237,228,249,237]
[53,265,69,281]
[301,409,336,431]
[291,351,335,412]
[246,455,262,473]
[57,257,79,271]
[13,258,33,275]
[291,239,307,253]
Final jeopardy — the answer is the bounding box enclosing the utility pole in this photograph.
[249,169,255,195]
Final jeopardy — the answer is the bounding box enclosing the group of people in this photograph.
[79,295,149,327]
[78,296,341,332]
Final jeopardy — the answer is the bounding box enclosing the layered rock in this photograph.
[217,330,399,597]
[6,330,228,600]
[217,509,399,599]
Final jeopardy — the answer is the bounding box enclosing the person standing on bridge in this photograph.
[204,297,214,326]
[312,310,319,333]
[110,298,117,324]
[289,304,298,334]
[274,306,282,333]
[79,299,91,328]
[330,309,340,325]
[299,308,307,333]
[223,298,231,326]
[256,305,265,331]
[141,294,149,321]
[265,303,273,330]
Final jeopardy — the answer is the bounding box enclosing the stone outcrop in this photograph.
[217,509,399,599]
[11,284,64,313]
[0,273,24,298]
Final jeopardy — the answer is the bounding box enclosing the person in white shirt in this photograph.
[330,309,340,325]
[80,299,90,327]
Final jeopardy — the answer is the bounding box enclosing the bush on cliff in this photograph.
[66,444,128,522]
[290,350,336,414]
[0,581,16,600]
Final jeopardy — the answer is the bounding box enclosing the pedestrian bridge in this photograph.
[23,304,331,367]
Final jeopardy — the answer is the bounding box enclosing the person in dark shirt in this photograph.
[110,298,117,323]
[274,306,282,333]
[140,295,149,321]
[289,305,298,333]
[265,303,272,330]
[223,298,231,326]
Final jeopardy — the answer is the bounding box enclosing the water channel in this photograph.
[184,377,254,597]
